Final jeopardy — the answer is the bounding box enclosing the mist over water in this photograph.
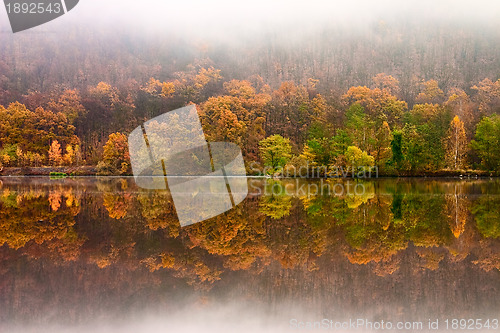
[7,303,294,333]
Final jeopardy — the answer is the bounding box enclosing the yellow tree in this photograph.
[64,144,74,165]
[343,85,407,127]
[372,73,400,96]
[416,79,445,104]
[47,89,86,124]
[74,145,82,165]
[48,140,63,166]
[445,116,467,170]
[102,133,131,174]
[223,80,256,99]
[161,82,175,98]
[344,146,374,171]
[141,77,162,94]
[299,144,317,166]
[103,192,133,220]
[199,96,246,144]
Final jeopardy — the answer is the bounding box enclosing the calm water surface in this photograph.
[0,177,499,332]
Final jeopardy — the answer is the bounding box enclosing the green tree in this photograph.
[300,138,331,166]
[259,135,292,171]
[472,195,500,239]
[345,103,374,153]
[390,130,404,171]
[259,182,292,219]
[401,124,426,173]
[406,103,452,171]
[331,129,352,159]
[470,116,500,170]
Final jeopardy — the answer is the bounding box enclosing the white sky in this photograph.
[1,0,500,37]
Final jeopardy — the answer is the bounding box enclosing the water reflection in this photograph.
[1,177,500,332]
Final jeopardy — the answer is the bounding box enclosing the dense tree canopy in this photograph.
[0,73,500,175]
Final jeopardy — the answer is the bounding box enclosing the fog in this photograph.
[2,0,500,39]
[4,301,310,333]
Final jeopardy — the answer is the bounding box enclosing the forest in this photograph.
[0,19,499,176]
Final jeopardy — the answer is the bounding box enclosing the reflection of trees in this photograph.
[344,181,375,208]
[472,194,500,239]
[404,193,453,247]
[99,179,133,220]
[142,249,224,289]
[472,240,500,272]
[300,194,348,226]
[185,201,270,271]
[445,183,470,238]
[0,186,83,261]
[341,193,407,273]
[259,181,292,219]
[299,180,478,275]
[4,177,500,293]
[103,192,133,219]
[470,191,500,271]
[269,213,328,270]
[140,242,225,288]
[415,247,445,271]
[295,180,500,275]
[298,182,406,274]
[137,190,179,236]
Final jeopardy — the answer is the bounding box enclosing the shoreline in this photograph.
[0,166,498,178]
[0,166,97,176]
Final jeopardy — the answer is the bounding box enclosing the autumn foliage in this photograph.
[0,71,499,175]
